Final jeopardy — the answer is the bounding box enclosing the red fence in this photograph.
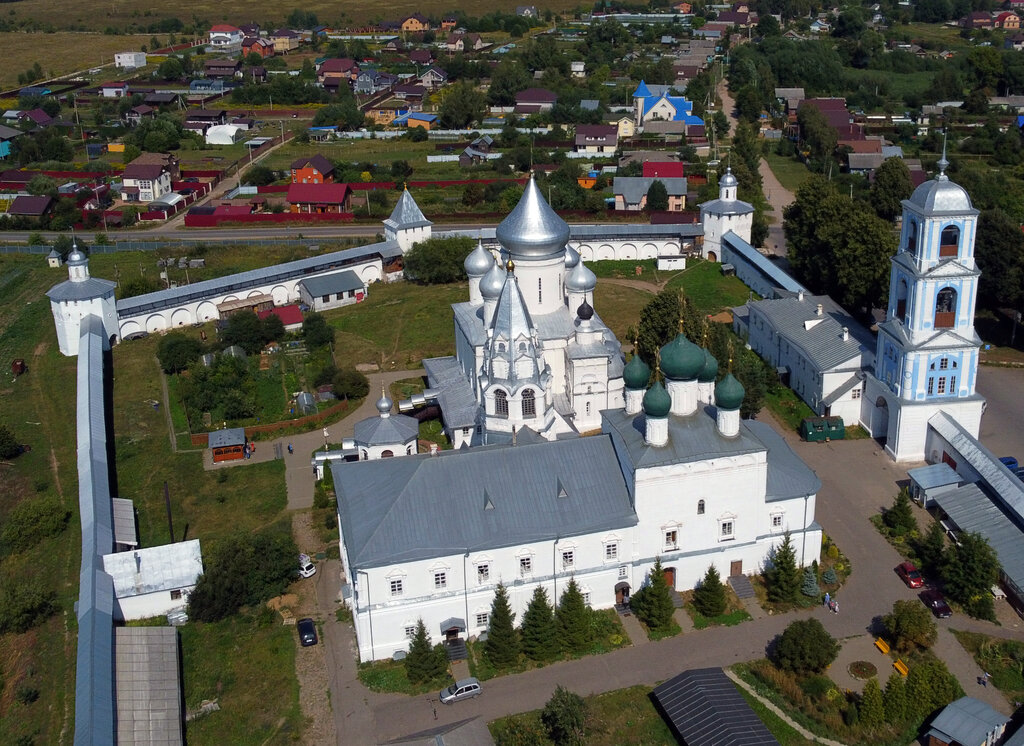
[190,399,352,445]
[184,211,356,227]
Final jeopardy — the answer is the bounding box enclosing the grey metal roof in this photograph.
[116,241,400,318]
[299,269,364,298]
[929,411,1024,521]
[613,177,687,204]
[102,539,203,598]
[353,412,419,446]
[908,462,960,491]
[926,696,1007,746]
[934,484,1024,598]
[905,174,978,216]
[384,189,433,231]
[208,427,245,449]
[533,308,576,341]
[46,274,117,302]
[723,231,807,295]
[495,175,570,259]
[602,405,764,470]
[743,293,874,372]
[112,498,138,547]
[333,434,637,568]
[700,194,755,217]
[423,356,480,430]
[652,668,780,746]
[441,223,703,242]
[453,302,489,347]
[115,627,184,745]
[746,421,822,500]
[821,373,862,407]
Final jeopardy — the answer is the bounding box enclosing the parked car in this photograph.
[439,677,481,704]
[920,589,952,618]
[896,561,924,589]
[298,553,316,579]
[999,456,1019,471]
[297,617,318,646]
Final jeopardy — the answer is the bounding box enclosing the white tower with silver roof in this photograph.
[46,241,117,356]
[383,188,433,252]
[699,167,754,262]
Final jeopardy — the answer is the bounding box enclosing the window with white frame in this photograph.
[405,625,416,639]
[619,565,628,579]
[562,549,575,569]
[605,542,618,561]
[477,564,490,584]
[434,571,447,590]
[582,591,592,606]
[771,514,783,529]
[390,578,404,597]
[851,387,862,400]
[720,520,735,540]
[664,529,678,550]
[476,612,489,628]
[519,556,532,576]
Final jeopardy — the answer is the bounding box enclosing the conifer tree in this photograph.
[520,586,559,662]
[692,565,727,617]
[883,672,908,724]
[404,618,448,684]
[556,578,593,655]
[484,582,520,670]
[883,487,918,536]
[917,521,947,575]
[801,566,821,598]
[631,557,676,631]
[860,677,885,727]
[765,531,800,603]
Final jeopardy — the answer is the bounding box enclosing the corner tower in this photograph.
[46,241,117,356]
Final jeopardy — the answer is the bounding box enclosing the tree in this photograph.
[0,580,57,634]
[390,160,414,181]
[0,425,22,459]
[860,677,885,727]
[27,174,58,197]
[157,333,203,373]
[870,157,913,222]
[883,672,908,724]
[0,496,69,554]
[157,57,184,80]
[302,312,335,349]
[541,686,587,746]
[764,531,800,603]
[631,557,675,631]
[262,313,285,343]
[822,566,838,585]
[333,369,369,399]
[556,578,593,655]
[439,82,486,129]
[693,565,727,617]
[521,586,559,662]
[975,209,1024,310]
[916,522,947,576]
[222,311,268,354]
[484,583,520,669]
[771,618,839,673]
[403,237,475,284]
[645,179,669,212]
[942,532,999,620]
[404,618,449,684]
[488,59,531,106]
[884,599,937,652]
[243,164,277,187]
[635,288,683,364]
[801,566,821,598]
[883,487,918,537]
[905,658,961,718]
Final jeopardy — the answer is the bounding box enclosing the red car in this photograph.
[896,561,924,589]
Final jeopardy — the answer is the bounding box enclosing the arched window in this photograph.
[940,225,960,257]
[905,221,917,253]
[494,389,509,417]
[538,277,542,304]
[381,449,394,458]
[697,499,705,515]
[895,278,909,322]
[522,389,536,418]
[934,287,957,329]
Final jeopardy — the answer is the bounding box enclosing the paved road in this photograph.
[976,364,1024,461]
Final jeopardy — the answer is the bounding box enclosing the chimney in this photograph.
[816,303,823,317]
[797,290,804,302]
[430,443,439,455]
[842,326,849,341]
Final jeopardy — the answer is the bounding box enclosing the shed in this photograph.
[908,462,961,507]
[298,270,368,312]
[209,427,246,462]
[296,391,316,415]
[926,696,1007,746]
[800,416,845,442]
[112,497,138,550]
[101,539,203,621]
[114,627,184,745]
[205,124,244,145]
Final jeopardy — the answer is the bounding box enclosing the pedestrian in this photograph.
[287,443,293,454]
[834,599,839,614]
[824,591,830,607]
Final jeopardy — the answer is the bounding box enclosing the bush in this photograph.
[801,566,821,598]
[0,496,71,555]
[15,685,40,704]
[771,618,839,673]
[883,488,917,536]
[403,237,475,284]
[0,581,57,634]
[541,685,587,746]
[883,599,937,652]
[157,332,203,374]
[0,425,23,459]
[822,566,838,585]
[692,565,727,617]
[334,368,369,400]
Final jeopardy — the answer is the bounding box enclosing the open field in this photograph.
[0,32,153,90]
[2,1,576,33]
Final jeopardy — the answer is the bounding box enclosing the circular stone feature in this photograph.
[848,661,877,680]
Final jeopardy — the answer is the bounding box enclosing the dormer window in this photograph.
[939,225,959,258]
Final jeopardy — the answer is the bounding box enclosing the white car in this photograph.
[299,554,316,578]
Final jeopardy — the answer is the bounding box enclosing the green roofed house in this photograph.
[298,270,368,312]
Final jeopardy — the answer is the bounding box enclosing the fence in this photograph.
[0,236,346,255]
[184,211,355,227]
[189,399,352,445]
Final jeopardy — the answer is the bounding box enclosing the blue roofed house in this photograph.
[0,123,22,158]
[632,80,704,134]
[925,697,1007,746]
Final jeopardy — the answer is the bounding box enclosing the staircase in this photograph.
[728,574,755,599]
[445,638,468,662]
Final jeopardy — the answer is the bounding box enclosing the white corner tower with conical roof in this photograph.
[699,167,754,262]
[862,144,985,462]
[46,241,118,356]
[383,188,433,252]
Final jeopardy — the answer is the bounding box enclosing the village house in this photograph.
[101,82,129,98]
[7,195,53,219]
[270,28,301,53]
[287,183,352,213]
[208,24,244,52]
[120,157,173,203]
[204,58,241,80]
[446,32,485,52]
[613,176,688,211]
[183,109,228,134]
[406,112,438,130]
[401,13,431,32]
[114,52,147,69]
[318,58,359,90]
[242,37,275,59]
[996,11,1021,28]
[418,66,448,90]
[574,124,619,154]
[514,87,558,114]
[125,105,156,127]
[297,270,369,311]
[291,154,335,184]
[408,49,433,66]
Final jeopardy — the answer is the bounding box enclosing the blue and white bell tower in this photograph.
[864,150,985,462]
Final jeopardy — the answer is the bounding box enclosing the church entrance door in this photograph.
[663,567,676,590]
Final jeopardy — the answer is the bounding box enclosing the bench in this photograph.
[894,659,909,677]
[875,638,891,655]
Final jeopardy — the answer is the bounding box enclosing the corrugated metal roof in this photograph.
[333,435,637,568]
[908,463,960,491]
[103,539,203,598]
[613,177,688,204]
[423,356,479,429]
[384,189,432,230]
[746,421,822,500]
[208,427,245,449]
[46,275,117,302]
[112,498,138,547]
[115,627,184,745]
[652,668,780,746]
[116,241,400,318]
[926,697,1006,746]
[743,293,874,371]
[353,412,419,446]
[723,232,805,294]
[299,269,364,298]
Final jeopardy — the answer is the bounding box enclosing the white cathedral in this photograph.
[333,180,822,662]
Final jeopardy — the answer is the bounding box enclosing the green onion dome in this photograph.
[715,373,745,411]
[623,353,651,390]
[643,380,672,418]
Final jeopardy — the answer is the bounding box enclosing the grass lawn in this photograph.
[489,685,676,745]
[844,68,936,104]
[763,152,812,195]
[589,259,660,282]
[763,385,815,432]
[181,610,302,745]
[664,258,754,313]
[0,32,154,89]
[734,684,818,746]
[593,281,655,342]
[357,657,450,695]
[952,630,1024,705]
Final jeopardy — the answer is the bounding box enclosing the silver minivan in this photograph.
[439,677,481,704]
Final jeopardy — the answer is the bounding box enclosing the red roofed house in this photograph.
[7,195,53,218]
[243,37,275,58]
[121,155,173,202]
[996,11,1020,29]
[257,304,304,331]
[209,24,244,51]
[515,88,558,114]
[101,81,129,98]
[317,58,359,90]
[643,161,685,178]
[291,154,335,184]
[287,183,352,213]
